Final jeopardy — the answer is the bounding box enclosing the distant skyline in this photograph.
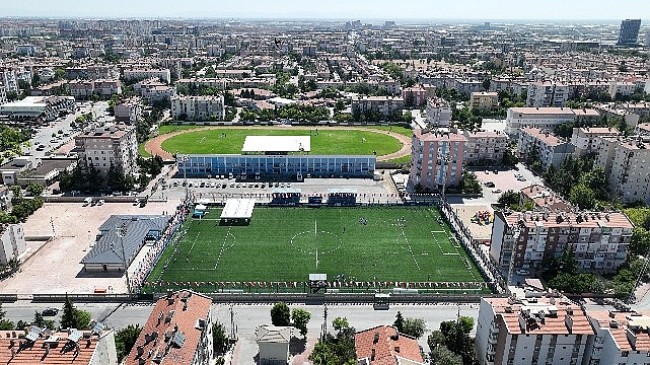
[1,0,649,21]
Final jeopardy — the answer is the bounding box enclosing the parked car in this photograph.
[42,308,59,316]
[516,269,530,276]
[484,181,495,188]
[492,189,502,194]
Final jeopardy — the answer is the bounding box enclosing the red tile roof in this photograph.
[0,330,103,364]
[124,290,212,365]
[355,325,424,365]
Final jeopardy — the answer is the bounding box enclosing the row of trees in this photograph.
[270,302,312,337]
[240,104,330,123]
[428,316,477,365]
[59,163,136,193]
[351,108,413,124]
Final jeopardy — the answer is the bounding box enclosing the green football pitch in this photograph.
[146,207,484,290]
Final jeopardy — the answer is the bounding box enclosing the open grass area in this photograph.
[138,142,151,157]
[146,207,483,288]
[160,128,402,156]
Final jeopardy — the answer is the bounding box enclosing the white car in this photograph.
[516,269,530,276]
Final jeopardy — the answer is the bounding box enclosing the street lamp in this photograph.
[117,222,131,298]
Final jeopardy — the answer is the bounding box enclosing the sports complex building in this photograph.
[178,135,376,180]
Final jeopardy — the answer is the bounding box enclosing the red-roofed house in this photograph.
[124,290,213,365]
[355,325,424,365]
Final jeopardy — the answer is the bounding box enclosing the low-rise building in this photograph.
[351,95,404,118]
[476,295,594,365]
[520,184,572,212]
[571,127,619,156]
[256,325,291,365]
[408,129,466,192]
[171,95,225,121]
[0,95,75,122]
[490,210,634,274]
[463,130,508,165]
[124,290,213,365]
[74,124,138,175]
[595,136,650,204]
[518,127,574,168]
[81,215,169,272]
[425,96,452,127]
[471,91,499,112]
[355,325,425,365]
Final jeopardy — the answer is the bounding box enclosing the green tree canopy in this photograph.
[291,308,311,337]
[271,302,291,327]
[115,324,142,362]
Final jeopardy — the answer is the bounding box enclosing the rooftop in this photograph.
[520,184,572,212]
[124,290,212,365]
[220,199,255,220]
[498,210,634,229]
[241,136,310,153]
[0,329,107,365]
[355,325,424,365]
[81,215,169,266]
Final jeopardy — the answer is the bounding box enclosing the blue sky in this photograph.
[1,0,648,20]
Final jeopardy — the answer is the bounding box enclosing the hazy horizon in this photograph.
[0,0,648,21]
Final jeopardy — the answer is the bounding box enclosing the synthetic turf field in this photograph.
[147,207,483,287]
[160,128,402,156]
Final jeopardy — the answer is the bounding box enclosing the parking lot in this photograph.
[0,200,179,295]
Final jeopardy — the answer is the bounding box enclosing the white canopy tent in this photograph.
[220,199,256,223]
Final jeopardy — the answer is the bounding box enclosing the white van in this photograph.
[83,197,92,207]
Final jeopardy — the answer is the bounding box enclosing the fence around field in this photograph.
[138,197,503,297]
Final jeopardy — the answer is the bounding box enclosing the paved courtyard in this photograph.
[0,201,179,294]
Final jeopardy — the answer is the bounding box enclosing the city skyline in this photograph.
[1,0,649,21]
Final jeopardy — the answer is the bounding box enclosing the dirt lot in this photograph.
[0,200,180,294]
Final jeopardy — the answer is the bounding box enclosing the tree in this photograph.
[569,183,596,210]
[332,317,349,333]
[33,311,55,330]
[393,311,405,332]
[291,308,311,337]
[115,324,142,362]
[75,309,92,329]
[498,190,520,208]
[271,302,291,327]
[401,318,427,339]
[61,294,76,329]
[461,172,482,194]
[430,344,463,365]
[26,183,44,196]
[482,78,491,91]
[212,322,230,357]
[548,272,603,294]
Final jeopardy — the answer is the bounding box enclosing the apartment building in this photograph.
[490,210,634,274]
[476,295,594,365]
[505,107,599,135]
[0,224,25,265]
[425,96,452,127]
[462,130,508,164]
[518,127,574,168]
[635,123,650,136]
[571,127,620,156]
[176,78,229,92]
[471,91,499,112]
[124,290,214,365]
[123,68,171,83]
[114,98,143,124]
[351,95,405,118]
[584,310,650,365]
[68,79,122,99]
[526,82,571,108]
[171,95,225,121]
[74,124,138,175]
[68,80,95,99]
[595,136,650,204]
[0,68,19,94]
[0,85,6,105]
[135,78,177,102]
[408,129,466,192]
[401,85,429,107]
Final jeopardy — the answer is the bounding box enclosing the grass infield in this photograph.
[147,207,483,287]
[159,128,402,156]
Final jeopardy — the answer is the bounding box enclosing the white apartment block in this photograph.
[0,224,25,265]
[425,96,452,127]
[518,127,574,168]
[75,124,138,176]
[171,95,225,121]
[526,82,571,108]
[595,136,650,204]
[351,95,405,118]
[608,82,637,98]
[584,310,650,365]
[471,91,499,112]
[114,98,143,124]
[123,68,171,83]
[0,69,19,94]
[505,107,599,135]
[0,85,6,105]
[476,295,594,365]
[490,210,634,274]
[462,130,508,164]
[571,127,620,156]
[176,78,229,92]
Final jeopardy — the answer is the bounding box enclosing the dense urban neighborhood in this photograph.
[0,2,649,364]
